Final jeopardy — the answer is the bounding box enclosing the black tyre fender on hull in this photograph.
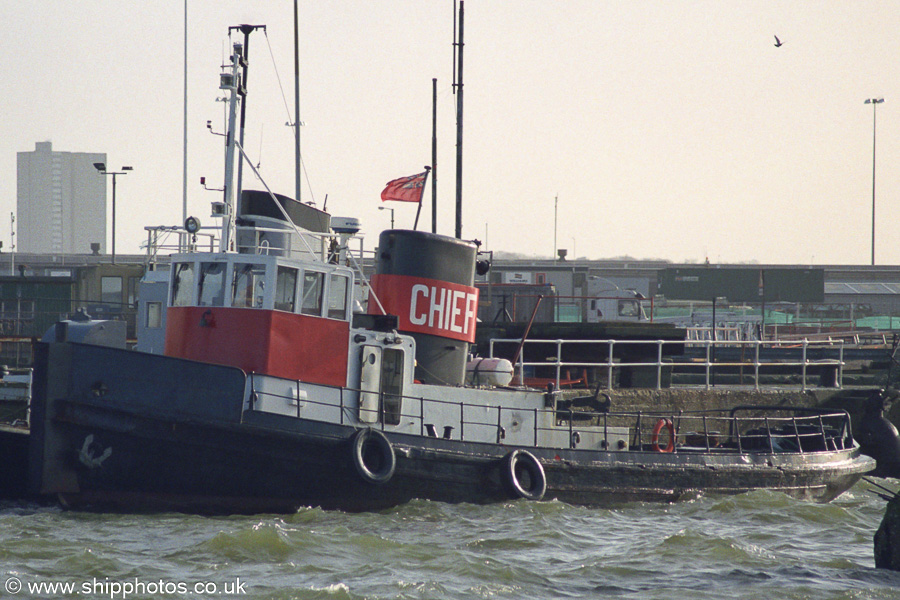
[351,428,396,485]
[502,450,547,501]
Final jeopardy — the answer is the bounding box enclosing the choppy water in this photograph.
[1,481,899,600]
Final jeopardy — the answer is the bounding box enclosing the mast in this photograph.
[182,0,188,242]
[454,1,464,239]
[220,41,243,252]
[432,77,438,234]
[231,24,265,207]
[553,194,558,259]
[294,0,302,204]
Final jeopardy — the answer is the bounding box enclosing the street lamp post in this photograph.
[378,205,395,229]
[865,98,884,266]
[94,162,133,264]
[553,194,558,259]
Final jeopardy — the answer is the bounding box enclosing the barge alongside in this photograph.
[26,33,874,514]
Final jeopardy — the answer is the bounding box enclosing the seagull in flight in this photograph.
[774,35,783,47]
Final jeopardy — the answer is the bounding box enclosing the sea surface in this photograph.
[1,481,899,600]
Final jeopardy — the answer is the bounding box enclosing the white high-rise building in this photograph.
[17,141,107,254]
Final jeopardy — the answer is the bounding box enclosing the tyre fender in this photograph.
[351,428,396,485]
[502,449,547,501]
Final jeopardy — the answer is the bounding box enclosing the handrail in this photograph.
[488,337,845,391]
[244,375,854,454]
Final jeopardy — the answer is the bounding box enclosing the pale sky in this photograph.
[5,1,899,265]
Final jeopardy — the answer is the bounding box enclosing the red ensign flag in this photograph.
[380,170,428,203]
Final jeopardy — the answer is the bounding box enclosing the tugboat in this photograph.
[26,33,874,514]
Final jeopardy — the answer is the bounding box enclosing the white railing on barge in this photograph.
[488,338,846,392]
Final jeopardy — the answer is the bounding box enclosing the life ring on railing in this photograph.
[651,418,676,453]
[501,450,547,501]
[351,428,396,485]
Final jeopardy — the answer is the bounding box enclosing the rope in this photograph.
[263,29,294,127]
[235,140,318,260]
[345,250,386,317]
[262,30,317,208]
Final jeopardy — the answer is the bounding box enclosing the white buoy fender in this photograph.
[465,357,514,387]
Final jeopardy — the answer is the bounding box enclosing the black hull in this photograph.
[35,402,868,514]
[0,425,33,501]
[43,410,867,513]
[28,343,872,514]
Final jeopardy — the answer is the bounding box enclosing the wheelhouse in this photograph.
[164,252,355,386]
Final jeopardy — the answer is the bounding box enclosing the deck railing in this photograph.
[488,337,846,391]
[245,375,854,453]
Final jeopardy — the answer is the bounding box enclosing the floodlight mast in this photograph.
[864,97,884,265]
[94,162,132,264]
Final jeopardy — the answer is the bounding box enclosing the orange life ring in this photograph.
[651,418,675,453]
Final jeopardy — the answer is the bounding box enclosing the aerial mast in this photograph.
[182,0,188,246]
[294,1,302,204]
[454,1,464,239]
[230,24,265,207]
[219,40,244,252]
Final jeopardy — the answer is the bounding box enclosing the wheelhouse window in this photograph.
[381,348,404,426]
[171,263,195,306]
[198,262,226,306]
[275,266,298,312]
[300,271,324,316]
[232,263,267,308]
[327,274,349,320]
